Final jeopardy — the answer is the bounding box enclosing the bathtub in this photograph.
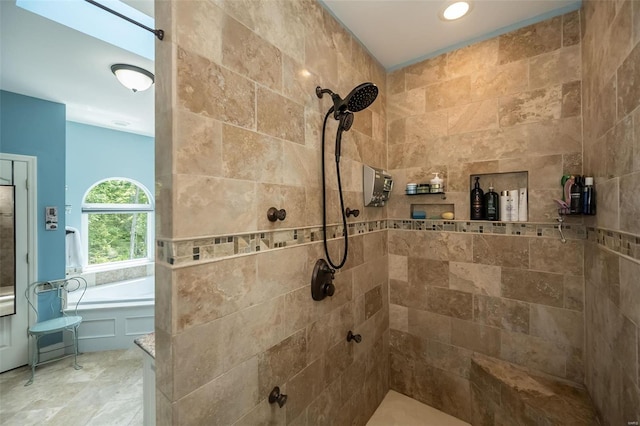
[66,275,155,352]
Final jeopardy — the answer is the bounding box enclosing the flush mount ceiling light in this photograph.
[441,1,471,21]
[111,64,154,92]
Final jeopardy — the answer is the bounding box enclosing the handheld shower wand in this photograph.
[314,83,378,273]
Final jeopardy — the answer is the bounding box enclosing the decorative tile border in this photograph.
[388,219,587,240]
[157,218,590,268]
[157,220,389,267]
[587,227,640,262]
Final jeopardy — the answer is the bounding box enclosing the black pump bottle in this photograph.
[470,176,484,220]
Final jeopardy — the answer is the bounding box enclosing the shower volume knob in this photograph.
[324,282,335,297]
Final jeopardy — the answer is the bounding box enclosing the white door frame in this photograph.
[0,153,37,371]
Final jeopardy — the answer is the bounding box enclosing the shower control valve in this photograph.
[345,208,360,218]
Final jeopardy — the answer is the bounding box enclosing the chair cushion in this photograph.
[29,316,83,334]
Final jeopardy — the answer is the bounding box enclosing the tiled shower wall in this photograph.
[385,10,588,423]
[582,0,640,423]
[154,0,389,424]
[386,11,582,222]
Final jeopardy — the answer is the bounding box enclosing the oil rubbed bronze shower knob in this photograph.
[267,207,286,222]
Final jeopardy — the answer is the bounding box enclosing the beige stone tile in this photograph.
[286,357,326,422]
[390,304,409,333]
[177,47,255,129]
[233,398,285,426]
[405,110,449,143]
[530,304,584,350]
[451,319,501,357]
[253,0,309,62]
[447,39,499,78]
[595,177,620,230]
[256,245,308,296]
[634,107,640,173]
[499,86,562,127]
[175,357,258,425]
[499,154,562,190]
[282,56,323,113]
[448,99,498,135]
[526,117,582,156]
[409,258,449,288]
[529,238,584,275]
[562,10,581,47]
[593,74,617,139]
[353,258,387,298]
[473,295,530,333]
[427,367,472,422]
[368,389,470,426]
[365,286,383,319]
[501,268,564,307]
[617,40,640,119]
[155,265,174,335]
[175,0,224,64]
[363,231,387,263]
[529,45,581,89]
[306,302,354,364]
[388,69,405,95]
[500,330,566,377]
[304,19,338,83]
[174,108,223,177]
[175,256,257,331]
[449,262,501,297]
[606,115,634,177]
[257,87,304,143]
[221,124,282,183]
[562,152,583,176]
[473,235,529,268]
[222,15,282,91]
[389,254,408,282]
[498,16,562,64]
[173,319,226,399]
[221,297,286,370]
[408,308,452,344]
[564,275,584,311]
[427,287,473,320]
[620,256,640,326]
[635,0,640,47]
[388,88,426,122]
[256,183,307,229]
[561,80,581,118]
[258,329,306,397]
[620,172,640,234]
[173,174,256,237]
[425,76,471,112]
[426,340,473,379]
[405,55,448,90]
[470,60,528,101]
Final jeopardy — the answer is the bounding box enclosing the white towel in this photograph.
[65,226,84,269]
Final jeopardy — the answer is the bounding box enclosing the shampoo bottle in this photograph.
[484,185,499,221]
[470,177,484,220]
[569,176,582,214]
[518,188,528,221]
[583,177,596,215]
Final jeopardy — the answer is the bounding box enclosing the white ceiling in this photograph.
[0,0,579,138]
[324,0,580,70]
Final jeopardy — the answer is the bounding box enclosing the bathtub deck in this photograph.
[367,390,470,426]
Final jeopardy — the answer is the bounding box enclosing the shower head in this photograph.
[316,82,378,119]
[344,82,378,113]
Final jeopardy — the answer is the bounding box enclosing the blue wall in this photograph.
[65,121,154,233]
[0,90,66,280]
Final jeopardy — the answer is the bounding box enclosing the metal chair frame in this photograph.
[24,276,87,386]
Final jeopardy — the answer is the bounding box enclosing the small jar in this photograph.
[406,183,417,195]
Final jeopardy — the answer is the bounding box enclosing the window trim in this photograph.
[81,177,154,270]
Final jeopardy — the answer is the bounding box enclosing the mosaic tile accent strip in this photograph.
[388,219,587,240]
[157,220,388,267]
[156,218,591,268]
[587,227,640,262]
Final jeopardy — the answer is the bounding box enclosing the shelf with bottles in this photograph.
[556,175,596,217]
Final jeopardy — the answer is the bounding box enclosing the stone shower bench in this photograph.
[470,354,600,425]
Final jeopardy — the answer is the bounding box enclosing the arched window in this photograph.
[82,178,154,267]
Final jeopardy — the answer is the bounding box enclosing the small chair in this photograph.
[24,276,87,386]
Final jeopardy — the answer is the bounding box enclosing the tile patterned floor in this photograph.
[367,390,471,426]
[0,348,143,426]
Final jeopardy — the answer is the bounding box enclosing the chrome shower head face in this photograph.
[345,83,378,112]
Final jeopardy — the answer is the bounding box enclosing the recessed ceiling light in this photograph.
[441,1,471,21]
[112,120,131,127]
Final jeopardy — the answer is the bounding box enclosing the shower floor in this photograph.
[367,390,470,426]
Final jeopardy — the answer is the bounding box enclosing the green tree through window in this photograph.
[82,179,153,266]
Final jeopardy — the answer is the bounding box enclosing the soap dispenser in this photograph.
[470,176,484,220]
[430,172,444,193]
